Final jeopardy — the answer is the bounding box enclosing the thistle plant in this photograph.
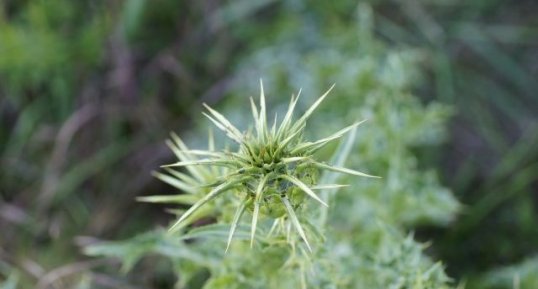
[150,81,377,252]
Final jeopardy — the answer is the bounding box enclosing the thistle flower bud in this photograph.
[151,80,378,252]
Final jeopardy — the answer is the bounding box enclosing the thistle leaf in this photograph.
[273,128,303,157]
[271,113,278,137]
[311,184,349,190]
[314,161,380,178]
[291,120,366,154]
[203,103,243,139]
[258,79,267,141]
[137,194,198,204]
[291,84,335,132]
[279,175,328,207]
[152,171,196,194]
[182,223,252,241]
[166,136,205,181]
[281,156,310,164]
[208,128,215,151]
[175,150,223,158]
[250,97,261,137]
[277,91,300,140]
[282,197,312,252]
[164,168,198,186]
[251,174,269,247]
[176,150,250,165]
[202,112,243,144]
[169,177,249,232]
[226,198,250,253]
[161,159,237,168]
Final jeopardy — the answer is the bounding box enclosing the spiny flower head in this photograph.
[155,81,377,252]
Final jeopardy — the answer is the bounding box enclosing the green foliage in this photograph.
[0,275,18,289]
[229,3,459,229]
[3,0,533,288]
[0,260,18,289]
[89,85,456,289]
[85,2,461,289]
[0,0,108,111]
[474,256,538,289]
[371,0,538,278]
[121,0,182,53]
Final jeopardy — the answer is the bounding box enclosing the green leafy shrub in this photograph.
[85,3,460,289]
[87,85,457,288]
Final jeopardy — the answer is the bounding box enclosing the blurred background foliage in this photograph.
[0,0,537,288]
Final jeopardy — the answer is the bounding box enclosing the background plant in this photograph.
[1,0,537,288]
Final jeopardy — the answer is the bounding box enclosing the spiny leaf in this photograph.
[164,168,198,186]
[161,158,237,168]
[177,150,250,165]
[174,149,223,157]
[181,223,252,241]
[311,184,349,190]
[273,128,303,157]
[279,175,328,207]
[137,194,198,204]
[291,84,335,132]
[202,112,243,144]
[250,97,260,137]
[226,198,250,253]
[281,156,310,164]
[152,171,196,194]
[314,161,380,178]
[271,113,278,136]
[169,132,189,151]
[169,177,249,232]
[168,132,216,179]
[319,122,358,192]
[208,128,215,151]
[282,197,312,252]
[277,91,300,140]
[166,137,205,181]
[258,79,267,141]
[251,174,270,247]
[166,205,214,230]
[203,103,243,139]
[291,120,366,154]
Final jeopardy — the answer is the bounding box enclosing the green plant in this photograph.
[142,81,377,253]
[473,255,538,289]
[87,82,456,289]
[85,3,460,289]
